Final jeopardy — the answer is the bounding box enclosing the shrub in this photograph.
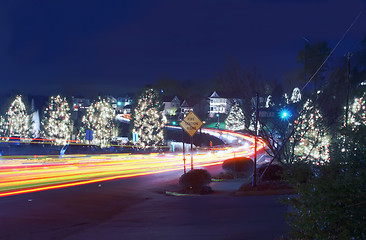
[222,157,253,178]
[282,127,366,239]
[282,161,314,186]
[257,163,284,181]
[179,169,211,189]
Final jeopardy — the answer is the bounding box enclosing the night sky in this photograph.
[1,0,365,97]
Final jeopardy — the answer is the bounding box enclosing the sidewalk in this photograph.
[210,178,249,193]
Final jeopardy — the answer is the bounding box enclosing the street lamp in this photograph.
[280,109,292,120]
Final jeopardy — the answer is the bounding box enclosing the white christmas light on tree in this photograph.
[284,93,290,105]
[291,87,301,103]
[345,92,366,130]
[249,111,261,132]
[225,103,245,131]
[41,95,72,145]
[79,97,115,148]
[265,95,274,108]
[0,115,6,138]
[132,88,165,149]
[5,95,30,138]
[291,99,330,164]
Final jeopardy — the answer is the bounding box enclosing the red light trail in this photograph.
[0,129,265,197]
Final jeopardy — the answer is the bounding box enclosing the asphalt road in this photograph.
[0,129,265,197]
[0,165,289,240]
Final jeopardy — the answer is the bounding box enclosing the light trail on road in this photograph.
[0,129,265,197]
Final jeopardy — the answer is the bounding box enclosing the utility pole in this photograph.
[345,52,352,128]
[252,93,259,188]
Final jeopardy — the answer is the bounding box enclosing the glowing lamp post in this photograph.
[280,109,292,121]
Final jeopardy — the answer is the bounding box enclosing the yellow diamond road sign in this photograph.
[179,111,203,137]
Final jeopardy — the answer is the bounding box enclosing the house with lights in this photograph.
[163,96,181,116]
[208,91,234,118]
[180,100,193,115]
[105,95,117,109]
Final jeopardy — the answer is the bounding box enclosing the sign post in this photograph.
[182,128,186,173]
[179,111,203,172]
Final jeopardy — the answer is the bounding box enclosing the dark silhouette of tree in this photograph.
[298,41,331,92]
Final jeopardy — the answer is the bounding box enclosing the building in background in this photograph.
[163,96,181,116]
[208,91,234,118]
[72,97,91,112]
[180,100,193,115]
[116,95,133,114]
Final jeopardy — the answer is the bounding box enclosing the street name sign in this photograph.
[180,111,203,137]
[259,109,275,118]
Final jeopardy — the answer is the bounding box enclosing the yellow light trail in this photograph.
[0,129,265,197]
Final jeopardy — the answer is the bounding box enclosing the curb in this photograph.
[165,191,201,197]
[234,189,296,196]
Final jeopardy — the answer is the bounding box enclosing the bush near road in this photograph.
[179,169,212,194]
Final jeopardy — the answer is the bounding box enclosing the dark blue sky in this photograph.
[1,0,365,96]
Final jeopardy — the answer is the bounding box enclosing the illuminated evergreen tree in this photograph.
[79,97,115,148]
[0,115,7,138]
[345,92,366,131]
[5,95,30,138]
[290,87,302,103]
[249,112,261,132]
[225,103,245,131]
[290,99,330,164]
[265,95,274,108]
[41,95,72,145]
[132,88,165,149]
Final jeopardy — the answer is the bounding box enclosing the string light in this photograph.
[78,97,115,148]
[132,88,165,149]
[0,116,6,138]
[291,99,330,164]
[290,87,302,103]
[225,103,245,131]
[41,95,72,145]
[5,95,30,139]
[345,92,366,130]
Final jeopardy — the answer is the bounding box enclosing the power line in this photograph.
[258,11,363,184]
[301,11,362,92]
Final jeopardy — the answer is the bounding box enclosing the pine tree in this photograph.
[5,95,30,138]
[345,91,366,131]
[41,95,72,145]
[249,111,261,132]
[225,103,245,131]
[79,97,115,148]
[290,87,302,103]
[132,88,165,149]
[290,99,330,164]
[265,95,274,108]
[0,115,6,138]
